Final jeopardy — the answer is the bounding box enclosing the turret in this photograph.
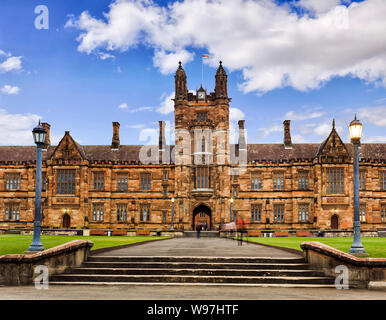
[215,61,228,99]
[174,61,188,100]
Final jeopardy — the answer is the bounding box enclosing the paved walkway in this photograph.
[0,284,385,300]
[94,237,298,258]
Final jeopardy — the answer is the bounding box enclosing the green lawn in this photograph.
[245,237,386,258]
[0,235,171,256]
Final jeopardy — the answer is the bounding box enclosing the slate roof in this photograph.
[247,144,320,162]
[0,143,385,163]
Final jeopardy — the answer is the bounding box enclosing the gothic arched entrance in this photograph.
[62,214,71,229]
[193,205,211,231]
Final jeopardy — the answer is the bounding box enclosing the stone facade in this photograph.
[0,62,385,234]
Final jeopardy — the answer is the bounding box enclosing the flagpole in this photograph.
[201,57,204,87]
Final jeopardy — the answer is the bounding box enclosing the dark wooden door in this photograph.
[331,215,338,229]
[63,214,71,228]
[194,212,210,230]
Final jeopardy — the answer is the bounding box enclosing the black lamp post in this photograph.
[171,197,175,230]
[348,115,366,255]
[28,121,46,252]
[230,197,234,222]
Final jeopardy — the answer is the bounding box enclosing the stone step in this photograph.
[65,267,325,277]
[49,281,337,288]
[50,274,335,285]
[82,261,310,270]
[88,255,305,264]
[184,231,219,238]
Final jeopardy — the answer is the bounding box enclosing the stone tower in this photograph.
[173,61,233,230]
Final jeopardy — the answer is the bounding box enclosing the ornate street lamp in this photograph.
[230,197,234,222]
[171,197,175,230]
[348,115,366,255]
[28,121,47,252]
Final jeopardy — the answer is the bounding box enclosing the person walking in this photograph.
[196,223,201,239]
[237,217,245,246]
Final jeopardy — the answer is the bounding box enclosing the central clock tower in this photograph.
[173,61,233,230]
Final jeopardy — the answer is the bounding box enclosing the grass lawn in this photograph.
[0,235,171,256]
[245,237,386,258]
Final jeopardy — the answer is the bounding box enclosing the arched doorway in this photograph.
[331,214,339,229]
[193,205,211,231]
[62,214,71,229]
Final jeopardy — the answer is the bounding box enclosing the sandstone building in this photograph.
[0,62,385,236]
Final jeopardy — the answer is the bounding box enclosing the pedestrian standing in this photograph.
[237,217,245,246]
[196,223,201,239]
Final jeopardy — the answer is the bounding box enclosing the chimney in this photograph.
[159,121,166,150]
[41,122,51,149]
[283,120,292,149]
[159,121,166,163]
[111,122,120,149]
[238,120,246,150]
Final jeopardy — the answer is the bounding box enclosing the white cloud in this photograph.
[99,52,115,60]
[0,108,41,145]
[258,125,282,139]
[229,107,245,122]
[283,109,324,121]
[0,56,22,73]
[67,0,386,94]
[314,123,332,137]
[129,123,145,129]
[1,85,20,95]
[295,0,341,15]
[357,106,386,126]
[153,50,194,75]
[292,133,307,143]
[156,92,174,114]
[362,135,386,143]
[119,103,154,112]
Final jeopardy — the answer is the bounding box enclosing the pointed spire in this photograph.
[215,61,228,98]
[332,118,335,130]
[175,61,188,100]
[216,60,226,76]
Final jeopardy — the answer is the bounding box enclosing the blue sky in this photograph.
[0,0,385,146]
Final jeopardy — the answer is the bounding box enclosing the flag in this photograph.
[202,54,211,59]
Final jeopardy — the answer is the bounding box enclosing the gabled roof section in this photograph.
[317,120,349,162]
[50,131,86,161]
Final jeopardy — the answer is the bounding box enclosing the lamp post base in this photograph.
[27,244,44,252]
[349,245,367,255]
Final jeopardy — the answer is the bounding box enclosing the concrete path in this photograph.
[94,237,299,258]
[0,284,385,300]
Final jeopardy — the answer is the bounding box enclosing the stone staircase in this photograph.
[50,255,336,287]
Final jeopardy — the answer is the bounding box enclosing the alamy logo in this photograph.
[34,265,49,289]
[34,5,49,30]
[334,265,349,289]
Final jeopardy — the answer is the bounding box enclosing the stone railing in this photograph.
[301,241,386,289]
[0,240,93,286]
